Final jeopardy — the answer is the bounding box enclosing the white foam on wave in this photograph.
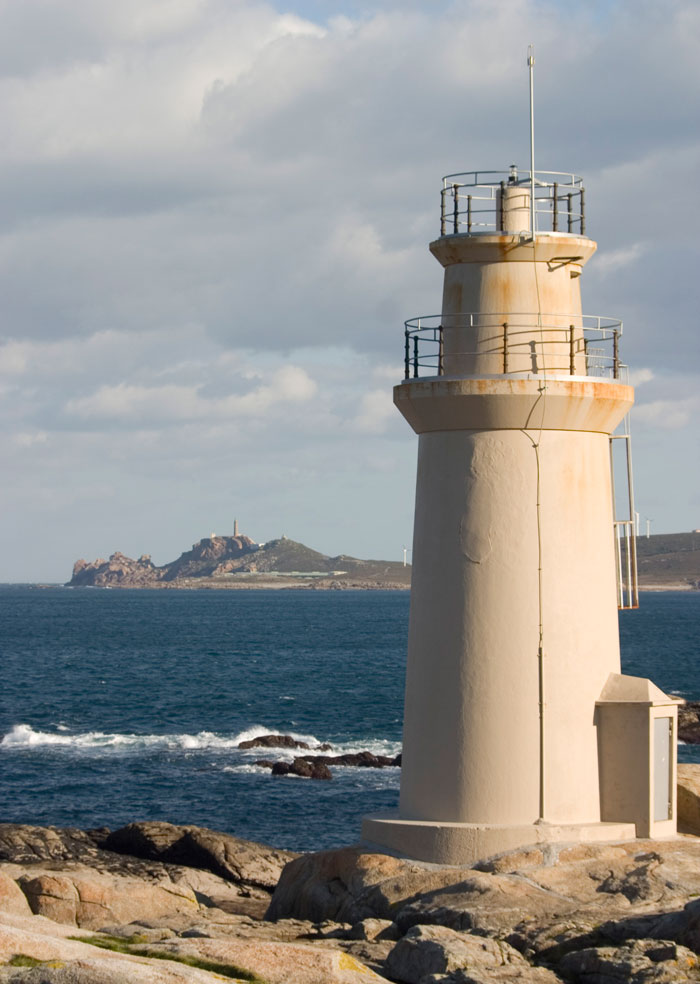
[0,723,362,756]
[322,738,402,758]
[0,724,401,772]
[232,725,326,749]
[0,723,260,753]
[223,764,269,775]
[232,731,401,762]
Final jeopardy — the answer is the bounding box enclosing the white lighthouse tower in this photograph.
[362,151,679,864]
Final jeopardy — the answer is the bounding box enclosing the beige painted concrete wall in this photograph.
[366,197,676,862]
[499,183,531,234]
[434,233,595,377]
[399,421,626,826]
[596,675,680,838]
[394,216,635,833]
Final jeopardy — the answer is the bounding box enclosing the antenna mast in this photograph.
[528,44,535,236]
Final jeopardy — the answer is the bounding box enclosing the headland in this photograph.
[66,530,700,592]
[67,533,411,591]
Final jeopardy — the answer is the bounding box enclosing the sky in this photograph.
[1,0,699,582]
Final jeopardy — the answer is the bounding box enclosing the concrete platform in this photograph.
[361,813,638,866]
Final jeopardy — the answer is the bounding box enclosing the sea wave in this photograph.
[232,725,326,749]
[0,723,241,752]
[0,723,401,760]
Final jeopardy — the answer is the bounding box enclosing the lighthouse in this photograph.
[362,163,680,865]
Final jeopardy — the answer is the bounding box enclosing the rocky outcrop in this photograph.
[97,821,296,892]
[383,924,560,984]
[9,825,700,982]
[268,758,333,780]
[238,734,332,751]
[68,536,260,588]
[0,873,32,918]
[14,867,202,928]
[266,838,700,981]
[70,553,161,588]
[304,751,400,768]
[265,847,475,925]
[0,915,229,983]
[678,765,700,834]
[160,536,259,581]
[0,825,105,866]
[109,936,387,984]
[0,821,296,929]
[251,741,402,780]
[559,939,700,982]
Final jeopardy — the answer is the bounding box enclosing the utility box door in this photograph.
[653,716,672,822]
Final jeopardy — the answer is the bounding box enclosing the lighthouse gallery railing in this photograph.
[440,170,585,236]
[403,314,624,381]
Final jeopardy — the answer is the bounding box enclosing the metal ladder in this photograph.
[610,420,639,610]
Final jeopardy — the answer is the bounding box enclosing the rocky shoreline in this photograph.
[4,768,700,982]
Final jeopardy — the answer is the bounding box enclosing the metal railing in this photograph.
[610,428,639,610]
[439,169,585,237]
[403,313,624,380]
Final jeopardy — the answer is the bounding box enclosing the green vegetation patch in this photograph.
[69,936,267,982]
[8,955,64,968]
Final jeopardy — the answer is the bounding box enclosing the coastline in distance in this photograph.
[68,531,412,591]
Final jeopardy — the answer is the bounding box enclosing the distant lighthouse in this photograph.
[362,157,679,864]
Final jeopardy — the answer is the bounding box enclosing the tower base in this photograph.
[361,813,637,866]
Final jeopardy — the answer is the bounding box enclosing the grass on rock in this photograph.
[70,935,267,982]
[9,955,64,968]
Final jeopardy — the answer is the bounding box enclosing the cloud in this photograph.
[13,430,48,447]
[0,341,27,374]
[352,387,396,433]
[65,365,317,423]
[594,243,648,277]
[629,368,654,387]
[1,0,700,577]
[634,395,700,430]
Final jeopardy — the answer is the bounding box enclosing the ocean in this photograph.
[1,586,699,852]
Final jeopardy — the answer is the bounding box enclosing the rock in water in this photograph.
[239,734,311,750]
[252,746,401,779]
[270,758,333,780]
